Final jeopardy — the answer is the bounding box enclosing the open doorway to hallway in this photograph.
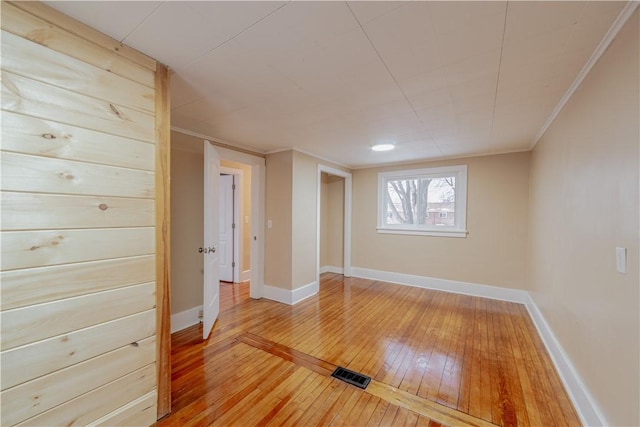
[319,172,345,275]
[219,161,252,285]
[168,130,265,335]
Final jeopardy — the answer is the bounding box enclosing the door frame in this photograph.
[206,143,265,299]
[316,164,352,289]
[219,166,243,283]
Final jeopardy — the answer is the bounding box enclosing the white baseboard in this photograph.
[263,281,318,305]
[350,266,601,425]
[525,294,607,426]
[240,269,251,282]
[320,265,344,274]
[292,281,318,304]
[262,285,291,305]
[171,305,202,333]
[351,267,527,303]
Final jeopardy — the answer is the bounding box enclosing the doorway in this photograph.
[207,143,265,300]
[202,143,264,340]
[316,164,352,288]
[219,173,235,283]
[319,172,344,274]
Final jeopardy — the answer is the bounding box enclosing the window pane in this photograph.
[377,165,467,236]
[424,177,456,226]
[385,178,419,225]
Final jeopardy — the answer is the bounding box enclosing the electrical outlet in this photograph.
[198,309,203,319]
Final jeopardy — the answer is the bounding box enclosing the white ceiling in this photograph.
[46,1,627,168]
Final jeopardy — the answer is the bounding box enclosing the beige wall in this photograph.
[527,11,639,426]
[170,130,255,313]
[320,173,344,268]
[265,150,348,290]
[352,151,530,289]
[292,151,319,287]
[265,150,294,289]
[170,142,204,313]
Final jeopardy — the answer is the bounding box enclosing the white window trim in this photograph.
[377,165,468,238]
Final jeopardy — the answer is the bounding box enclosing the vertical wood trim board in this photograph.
[1,2,160,426]
[154,63,172,419]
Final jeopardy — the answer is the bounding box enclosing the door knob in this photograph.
[198,247,203,253]
[199,247,216,254]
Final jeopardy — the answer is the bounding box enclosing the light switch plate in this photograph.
[616,247,627,274]
[267,219,273,229]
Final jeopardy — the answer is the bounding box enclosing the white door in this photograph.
[219,174,234,282]
[203,141,220,340]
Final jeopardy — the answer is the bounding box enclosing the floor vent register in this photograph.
[330,366,371,389]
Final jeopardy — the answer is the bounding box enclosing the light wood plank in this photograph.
[2,71,155,143]
[9,0,156,71]
[1,282,156,350]
[16,364,156,427]
[1,152,154,199]
[2,309,155,389]
[0,337,155,426]
[2,30,154,113]
[155,63,172,420]
[0,255,154,310]
[1,111,154,170]
[1,2,155,85]
[1,227,155,271]
[1,192,154,231]
[91,391,157,427]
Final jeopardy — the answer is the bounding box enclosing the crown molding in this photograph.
[530,1,640,149]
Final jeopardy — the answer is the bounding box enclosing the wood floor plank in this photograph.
[158,274,581,426]
[365,399,391,427]
[359,395,384,426]
[379,403,400,426]
[300,379,349,427]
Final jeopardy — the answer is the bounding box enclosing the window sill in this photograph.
[376,227,468,238]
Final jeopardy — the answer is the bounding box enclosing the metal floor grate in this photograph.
[331,366,371,389]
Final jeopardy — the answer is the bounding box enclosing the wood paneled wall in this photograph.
[0,2,168,425]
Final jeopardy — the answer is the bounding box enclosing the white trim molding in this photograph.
[263,281,318,305]
[208,143,266,300]
[172,126,264,156]
[320,265,344,275]
[262,285,291,305]
[525,295,608,426]
[170,305,202,333]
[351,267,527,303]
[317,164,353,292]
[292,281,319,304]
[530,0,640,148]
[377,165,468,238]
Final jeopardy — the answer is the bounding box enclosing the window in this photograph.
[377,165,467,237]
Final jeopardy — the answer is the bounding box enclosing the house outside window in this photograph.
[377,165,467,237]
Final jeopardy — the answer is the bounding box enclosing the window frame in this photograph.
[376,165,468,238]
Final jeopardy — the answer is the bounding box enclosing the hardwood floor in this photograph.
[157,274,580,427]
